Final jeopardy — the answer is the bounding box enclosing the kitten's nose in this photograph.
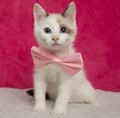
[52,37,59,41]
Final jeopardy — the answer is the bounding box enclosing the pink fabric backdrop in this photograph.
[0,0,120,91]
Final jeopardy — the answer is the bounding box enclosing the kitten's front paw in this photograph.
[52,107,66,115]
[33,105,46,112]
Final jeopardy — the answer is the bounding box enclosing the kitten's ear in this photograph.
[62,2,76,21]
[33,3,48,22]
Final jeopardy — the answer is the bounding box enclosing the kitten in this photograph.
[32,2,97,114]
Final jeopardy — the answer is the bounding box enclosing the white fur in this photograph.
[33,2,97,114]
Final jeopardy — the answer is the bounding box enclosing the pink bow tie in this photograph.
[31,46,83,75]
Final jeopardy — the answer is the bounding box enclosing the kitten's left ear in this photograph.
[33,3,48,22]
[62,2,76,21]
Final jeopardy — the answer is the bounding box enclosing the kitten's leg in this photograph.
[79,80,100,107]
[52,80,73,114]
[33,72,47,112]
[74,80,98,106]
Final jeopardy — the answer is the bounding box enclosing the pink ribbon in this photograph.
[31,46,83,75]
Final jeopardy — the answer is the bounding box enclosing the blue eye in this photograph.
[60,27,67,33]
[44,28,51,33]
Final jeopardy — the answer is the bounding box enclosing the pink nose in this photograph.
[52,38,59,41]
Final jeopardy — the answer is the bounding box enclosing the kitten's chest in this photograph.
[45,63,62,82]
[45,64,63,100]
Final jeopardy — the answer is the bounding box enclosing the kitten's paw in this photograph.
[33,105,46,112]
[52,107,66,115]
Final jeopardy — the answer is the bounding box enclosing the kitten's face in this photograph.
[33,2,76,52]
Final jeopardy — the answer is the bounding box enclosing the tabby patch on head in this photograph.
[33,2,77,52]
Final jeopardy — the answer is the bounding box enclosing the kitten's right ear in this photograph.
[33,3,48,22]
[62,2,76,22]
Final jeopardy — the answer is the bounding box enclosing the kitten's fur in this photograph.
[33,2,97,114]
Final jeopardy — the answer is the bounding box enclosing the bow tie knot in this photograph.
[31,46,83,75]
[54,58,62,63]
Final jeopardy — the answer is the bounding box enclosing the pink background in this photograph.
[0,0,120,91]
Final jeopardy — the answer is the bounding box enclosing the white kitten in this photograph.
[33,2,97,114]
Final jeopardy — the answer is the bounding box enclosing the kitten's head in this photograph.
[33,2,77,52]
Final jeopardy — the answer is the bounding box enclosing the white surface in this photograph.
[0,88,120,118]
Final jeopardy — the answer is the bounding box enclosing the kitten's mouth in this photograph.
[52,43,60,46]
